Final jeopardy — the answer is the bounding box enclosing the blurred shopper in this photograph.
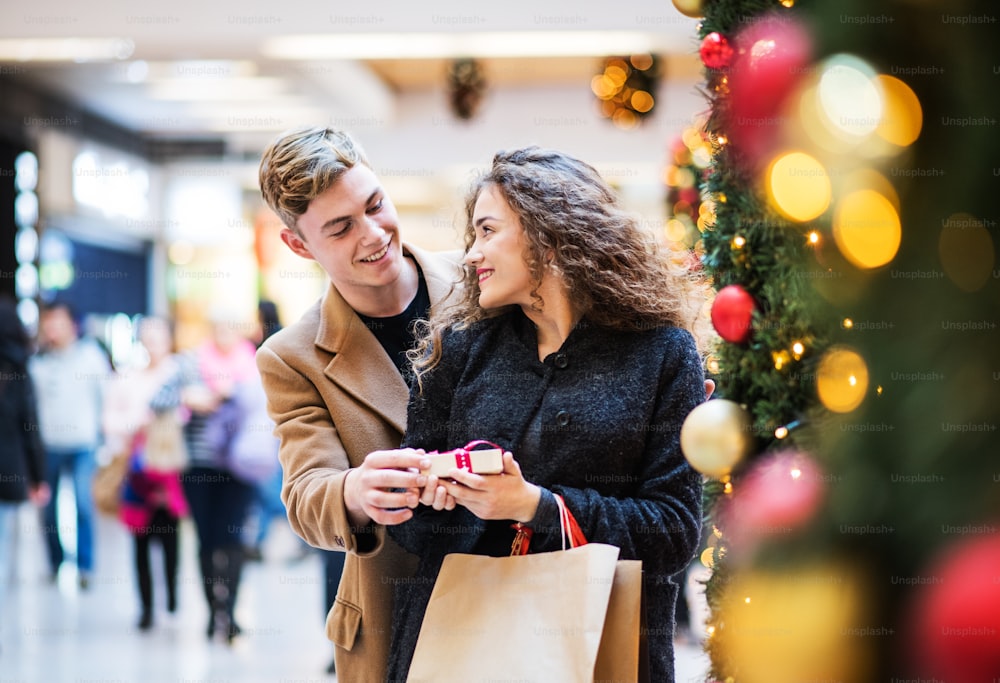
[103,317,188,631]
[243,300,289,562]
[0,297,49,652]
[180,316,258,643]
[29,300,110,588]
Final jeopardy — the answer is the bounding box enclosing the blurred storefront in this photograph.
[0,79,324,358]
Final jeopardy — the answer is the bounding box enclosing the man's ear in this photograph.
[279,227,315,261]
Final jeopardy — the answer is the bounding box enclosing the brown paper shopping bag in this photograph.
[595,557,643,682]
[407,495,642,683]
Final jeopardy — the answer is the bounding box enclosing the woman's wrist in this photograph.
[516,483,542,523]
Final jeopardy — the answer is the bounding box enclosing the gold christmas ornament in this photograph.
[680,399,754,478]
[717,564,874,683]
[671,0,704,18]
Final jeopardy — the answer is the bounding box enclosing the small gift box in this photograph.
[423,441,504,477]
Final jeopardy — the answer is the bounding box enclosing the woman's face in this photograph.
[465,185,536,311]
[139,319,172,362]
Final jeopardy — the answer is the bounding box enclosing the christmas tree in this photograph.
[673,0,1000,681]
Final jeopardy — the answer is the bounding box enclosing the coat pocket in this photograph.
[327,597,362,651]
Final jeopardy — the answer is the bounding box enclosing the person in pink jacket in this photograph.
[103,316,189,631]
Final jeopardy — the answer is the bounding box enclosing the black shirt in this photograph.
[356,261,430,384]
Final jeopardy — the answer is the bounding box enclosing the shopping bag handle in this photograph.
[511,494,587,556]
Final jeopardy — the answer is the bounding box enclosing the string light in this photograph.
[732,235,746,249]
[808,231,821,245]
[773,349,791,370]
[791,340,805,359]
[774,419,802,439]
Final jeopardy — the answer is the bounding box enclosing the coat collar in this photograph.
[314,243,463,433]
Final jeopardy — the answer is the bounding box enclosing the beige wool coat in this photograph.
[256,244,461,683]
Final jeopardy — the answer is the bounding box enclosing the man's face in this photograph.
[39,307,77,349]
[280,165,405,309]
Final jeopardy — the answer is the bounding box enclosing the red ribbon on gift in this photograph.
[430,439,501,472]
[454,451,472,471]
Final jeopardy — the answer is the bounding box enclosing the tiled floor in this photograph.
[2,503,710,683]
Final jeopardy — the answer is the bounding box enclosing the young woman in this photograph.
[386,147,707,683]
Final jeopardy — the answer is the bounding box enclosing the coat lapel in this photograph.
[316,282,408,435]
[314,243,463,437]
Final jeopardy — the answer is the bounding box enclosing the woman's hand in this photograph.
[441,452,541,523]
[418,473,457,512]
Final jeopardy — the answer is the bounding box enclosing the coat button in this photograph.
[335,536,346,548]
[554,353,569,369]
[555,410,571,427]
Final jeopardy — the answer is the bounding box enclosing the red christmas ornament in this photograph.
[679,186,700,206]
[910,535,1000,681]
[726,15,813,165]
[700,32,734,70]
[711,284,756,344]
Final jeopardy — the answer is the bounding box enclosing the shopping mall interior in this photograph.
[0,0,706,353]
[1,2,712,682]
[4,1,998,682]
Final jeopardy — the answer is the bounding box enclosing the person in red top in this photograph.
[103,316,189,631]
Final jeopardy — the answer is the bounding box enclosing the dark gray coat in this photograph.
[0,344,46,502]
[387,310,705,683]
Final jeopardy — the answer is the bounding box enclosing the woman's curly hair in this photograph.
[412,146,709,382]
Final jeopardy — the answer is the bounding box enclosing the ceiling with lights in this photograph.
[0,0,701,153]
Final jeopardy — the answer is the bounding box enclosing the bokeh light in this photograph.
[873,75,922,147]
[665,218,689,243]
[840,168,900,211]
[833,190,901,269]
[816,55,882,141]
[938,213,995,292]
[766,151,832,222]
[817,346,869,413]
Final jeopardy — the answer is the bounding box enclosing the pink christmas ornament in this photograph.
[722,450,825,558]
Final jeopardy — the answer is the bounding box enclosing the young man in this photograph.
[29,301,110,589]
[256,127,462,683]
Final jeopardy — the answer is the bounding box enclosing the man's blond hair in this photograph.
[258,127,370,233]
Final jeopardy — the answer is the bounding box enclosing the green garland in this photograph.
[696,1,835,680]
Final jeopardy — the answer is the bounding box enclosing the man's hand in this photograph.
[343,448,430,526]
[29,482,51,507]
